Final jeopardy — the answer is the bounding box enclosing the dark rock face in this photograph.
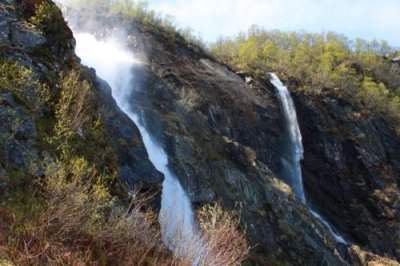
[0,90,41,196]
[121,26,352,265]
[0,0,162,199]
[292,90,400,260]
[119,24,400,264]
[93,77,163,191]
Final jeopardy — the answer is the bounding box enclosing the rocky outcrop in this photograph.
[0,0,162,199]
[114,24,351,265]
[118,21,399,264]
[93,77,163,191]
[291,88,400,260]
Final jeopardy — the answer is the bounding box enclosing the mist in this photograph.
[56,0,203,257]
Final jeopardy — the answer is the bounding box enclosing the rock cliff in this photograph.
[0,0,162,203]
[1,1,399,265]
[122,17,399,265]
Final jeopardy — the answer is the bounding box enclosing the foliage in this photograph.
[0,62,33,100]
[0,61,51,111]
[62,0,206,50]
[0,157,175,265]
[20,0,45,17]
[30,0,72,40]
[30,1,60,32]
[49,70,118,180]
[1,156,250,265]
[210,27,400,132]
[196,204,250,265]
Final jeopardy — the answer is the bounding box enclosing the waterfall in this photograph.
[73,32,200,254]
[270,73,347,244]
[270,73,306,203]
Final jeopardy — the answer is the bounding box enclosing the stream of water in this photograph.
[73,32,200,254]
[270,73,347,244]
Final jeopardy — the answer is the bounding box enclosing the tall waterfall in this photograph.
[270,74,306,203]
[73,33,200,253]
[270,73,347,244]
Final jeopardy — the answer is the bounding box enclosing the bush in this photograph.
[30,0,73,40]
[20,0,45,17]
[49,70,118,180]
[0,157,174,265]
[50,70,94,159]
[1,157,250,265]
[196,204,250,265]
[0,61,51,111]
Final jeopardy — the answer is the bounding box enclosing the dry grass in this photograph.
[196,204,250,266]
[0,159,249,265]
[0,159,174,265]
[159,204,250,266]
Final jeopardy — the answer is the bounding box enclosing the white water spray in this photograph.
[270,74,306,204]
[270,73,347,244]
[73,32,200,253]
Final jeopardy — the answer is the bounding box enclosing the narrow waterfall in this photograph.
[73,32,200,253]
[270,74,306,203]
[270,73,347,244]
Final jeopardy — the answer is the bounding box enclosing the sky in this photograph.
[147,0,400,47]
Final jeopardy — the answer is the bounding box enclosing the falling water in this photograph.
[270,73,347,244]
[270,73,306,203]
[73,33,200,253]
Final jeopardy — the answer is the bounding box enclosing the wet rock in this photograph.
[94,77,163,191]
[104,19,400,264]
[0,3,14,45]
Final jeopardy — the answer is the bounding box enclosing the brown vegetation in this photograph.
[0,158,249,265]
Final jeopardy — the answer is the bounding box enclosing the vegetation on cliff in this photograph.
[1,0,399,264]
[0,1,249,265]
[209,26,400,133]
[62,0,205,49]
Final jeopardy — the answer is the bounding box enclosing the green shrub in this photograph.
[1,157,174,265]
[209,28,400,133]
[20,0,45,17]
[30,1,72,40]
[49,70,118,180]
[50,70,94,160]
[0,62,32,105]
[0,61,51,111]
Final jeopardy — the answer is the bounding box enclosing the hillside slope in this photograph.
[63,4,400,264]
[1,0,399,265]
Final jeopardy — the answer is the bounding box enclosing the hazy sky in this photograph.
[148,0,400,47]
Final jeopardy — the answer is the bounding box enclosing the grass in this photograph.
[0,157,250,265]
